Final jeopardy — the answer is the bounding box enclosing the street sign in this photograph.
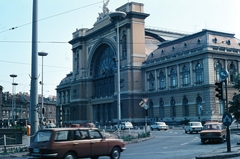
[142,98,149,103]
[139,101,145,107]
[144,104,149,110]
[220,69,229,80]
[222,112,233,126]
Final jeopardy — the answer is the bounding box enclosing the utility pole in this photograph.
[30,0,38,141]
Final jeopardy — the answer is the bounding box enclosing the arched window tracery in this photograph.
[93,45,116,98]
[159,71,165,90]
[170,68,177,88]
[196,63,203,84]
[182,66,189,86]
[215,61,222,81]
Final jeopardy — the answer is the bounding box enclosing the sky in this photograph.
[0,0,240,97]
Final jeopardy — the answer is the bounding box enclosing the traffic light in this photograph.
[215,82,223,100]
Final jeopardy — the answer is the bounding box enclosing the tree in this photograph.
[232,73,240,91]
[229,73,240,122]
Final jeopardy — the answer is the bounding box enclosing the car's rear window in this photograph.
[203,124,221,130]
[34,131,52,142]
[191,123,201,126]
[159,122,166,125]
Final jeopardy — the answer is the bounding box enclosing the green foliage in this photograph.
[232,74,240,91]
[229,73,240,121]
[13,124,27,135]
[229,94,240,121]
[121,131,150,141]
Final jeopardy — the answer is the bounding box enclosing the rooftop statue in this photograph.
[103,0,110,14]
[96,0,110,22]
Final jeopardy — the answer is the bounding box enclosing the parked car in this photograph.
[200,122,226,144]
[28,127,126,159]
[150,122,168,131]
[46,123,56,128]
[184,121,203,134]
[114,122,133,130]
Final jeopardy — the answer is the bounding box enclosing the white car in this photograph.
[46,123,56,128]
[150,122,168,131]
[115,122,133,130]
[185,121,203,133]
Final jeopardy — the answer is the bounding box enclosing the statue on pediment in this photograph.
[96,0,110,22]
[103,0,110,14]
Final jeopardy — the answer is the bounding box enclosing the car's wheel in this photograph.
[185,130,187,134]
[110,147,121,159]
[64,152,76,159]
[151,128,153,131]
[91,156,99,159]
[201,139,205,144]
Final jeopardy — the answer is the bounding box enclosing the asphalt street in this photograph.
[1,128,240,159]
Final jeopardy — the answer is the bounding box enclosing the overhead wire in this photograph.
[0,1,102,34]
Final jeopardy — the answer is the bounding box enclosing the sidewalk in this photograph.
[195,145,240,159]
[195,130,240,159]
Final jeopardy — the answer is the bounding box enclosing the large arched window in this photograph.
[76,53,79,73]
[196,63,203,84]
[170,68,177,88]
[182,66,189,86]
[149,101,154,118]
[215,61,222,81]
[229,62,236,83]
[122,33,127,58]
[196,96,202,116]
[159,99,164,118]
[149,73,155,91]
[171,98,176,117]
[159,71,165,90]
[95,46,116,78]
[182,96,189,116]
[93,44,115,98]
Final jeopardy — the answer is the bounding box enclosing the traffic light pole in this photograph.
[215,79,231,152]
[224,79,231,152]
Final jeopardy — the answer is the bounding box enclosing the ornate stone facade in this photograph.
[0,86,56,127]
[56,2,240,126]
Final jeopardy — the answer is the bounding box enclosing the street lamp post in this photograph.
[109,11,126,136]
[38,52,48,129]
[10,74,17,125]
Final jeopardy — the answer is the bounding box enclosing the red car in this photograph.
[29,127,126,159]
[200,122,226,144]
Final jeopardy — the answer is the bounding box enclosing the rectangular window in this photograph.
[54,130,69,141]
[89,130,102,139]
[34,131,52,142]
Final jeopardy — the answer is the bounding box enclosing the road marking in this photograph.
[181,142,189,145]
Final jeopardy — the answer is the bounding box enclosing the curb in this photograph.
[195,152,240,159]
[195,146,240,159]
